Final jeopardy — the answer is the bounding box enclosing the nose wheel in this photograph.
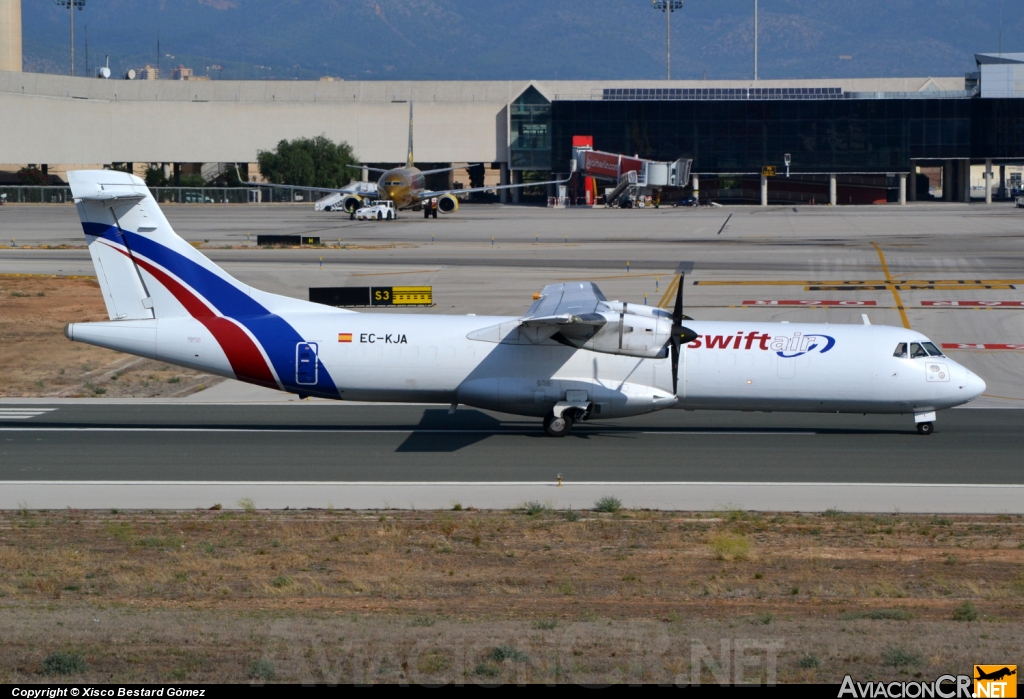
[543,412,574,438]
[916,422,934,436]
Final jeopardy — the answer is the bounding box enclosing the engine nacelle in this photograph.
[437,194,459,214]
[558,311,673,358]
[341,194,363,213]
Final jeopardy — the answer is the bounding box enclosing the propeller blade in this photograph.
[670,335,680,395]
[673,273,683,324]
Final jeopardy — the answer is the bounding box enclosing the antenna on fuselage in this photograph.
[406,101,414,168]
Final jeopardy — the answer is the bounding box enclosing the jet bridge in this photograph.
[572,144,692,207]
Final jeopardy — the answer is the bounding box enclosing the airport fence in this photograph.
[0,186,337,205]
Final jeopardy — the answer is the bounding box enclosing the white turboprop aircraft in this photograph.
[64,170,986,436]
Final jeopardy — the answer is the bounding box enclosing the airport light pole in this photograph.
[54,0,86,77]
[652,0,684,80]
[753,0,758,80]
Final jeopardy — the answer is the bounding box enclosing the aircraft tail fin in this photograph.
[68,170,329,322]
[406,101,414,168]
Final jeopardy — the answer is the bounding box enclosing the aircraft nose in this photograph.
[965,369,986,401]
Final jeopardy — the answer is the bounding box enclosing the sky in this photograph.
[21,0,1021,82]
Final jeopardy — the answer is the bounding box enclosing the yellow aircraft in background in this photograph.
[249,102,572,219]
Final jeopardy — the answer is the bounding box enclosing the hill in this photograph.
[21,0,1021,82]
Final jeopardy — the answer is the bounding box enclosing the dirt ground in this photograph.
[0,275,220,398]
[0,508,1021,684]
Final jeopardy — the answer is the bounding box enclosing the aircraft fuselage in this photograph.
[377,166,427,209]
[69,313,985,419]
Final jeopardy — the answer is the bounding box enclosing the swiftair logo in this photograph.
[687,331,836,358]
[975,666,1017,698]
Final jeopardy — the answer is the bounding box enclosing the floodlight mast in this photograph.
[753,0,758,80]
[652,0,683,80]
[54,0,86,77]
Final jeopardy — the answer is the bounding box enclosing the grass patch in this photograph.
[237,498,256,513]
[410,615,436,627]
[564,509,581,522]
[270,575,294,589]
[533,619,558,630]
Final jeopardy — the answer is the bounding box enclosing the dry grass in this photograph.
[0,508,1022,683]
[0,275,220,397]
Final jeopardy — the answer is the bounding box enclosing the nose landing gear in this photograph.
[914,411,937,436]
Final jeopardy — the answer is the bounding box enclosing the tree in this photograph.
[144,167,168,188]
[17,167,48,186]
[256,136,358,188]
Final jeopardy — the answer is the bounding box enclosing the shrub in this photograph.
[798,654,821,669]
[593,496,621,513]
[524,501,547,516]
[841,609,913,621]
[533,619,558,630]
[952,601,979,621]
[42,652,87,675]
[709,533,750,561]
[881,646,922,669]
[564,509,581,522]
[237,498,256,512]
[489,645,528,663]
[248,659,275,681]
[410,615,435,627]
[270,575,293,588]
[474,662,500,677]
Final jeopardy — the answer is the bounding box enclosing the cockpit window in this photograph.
[893,342,907,358]
[922,342,944,357]
[910,342,929,358]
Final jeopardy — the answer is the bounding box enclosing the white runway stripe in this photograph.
[0,408,56,421]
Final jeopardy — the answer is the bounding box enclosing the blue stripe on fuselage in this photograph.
[82,222,339,397]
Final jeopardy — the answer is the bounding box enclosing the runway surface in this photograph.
[1,404,1020,483]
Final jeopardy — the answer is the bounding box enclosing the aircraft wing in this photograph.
[516,283,611,343]
[417,162,577,201]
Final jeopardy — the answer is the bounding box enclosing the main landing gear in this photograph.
[916,422,934,436]
[543,412,573,437]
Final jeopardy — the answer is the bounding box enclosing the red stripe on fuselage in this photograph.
[106,244,279,389]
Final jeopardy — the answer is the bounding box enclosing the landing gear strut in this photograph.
[916,422,934,436]
[543,412,573,438]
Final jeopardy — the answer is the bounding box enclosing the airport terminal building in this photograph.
[1,52,1024,204]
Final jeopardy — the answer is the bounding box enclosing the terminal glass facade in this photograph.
[550,98,982,173]
[510,86,552,170]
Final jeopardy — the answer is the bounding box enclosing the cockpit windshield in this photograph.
[922,342,944,357]
[910,342,929,359]
[893,343,908,358]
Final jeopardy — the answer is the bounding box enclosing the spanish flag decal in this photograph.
[338,333,353,343]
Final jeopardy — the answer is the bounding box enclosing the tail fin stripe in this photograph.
[86,223,338,395]
[104,242,279,389]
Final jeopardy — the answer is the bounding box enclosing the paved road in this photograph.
[1,404,1019,484]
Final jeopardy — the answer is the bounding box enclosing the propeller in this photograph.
[669,274,698,395]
